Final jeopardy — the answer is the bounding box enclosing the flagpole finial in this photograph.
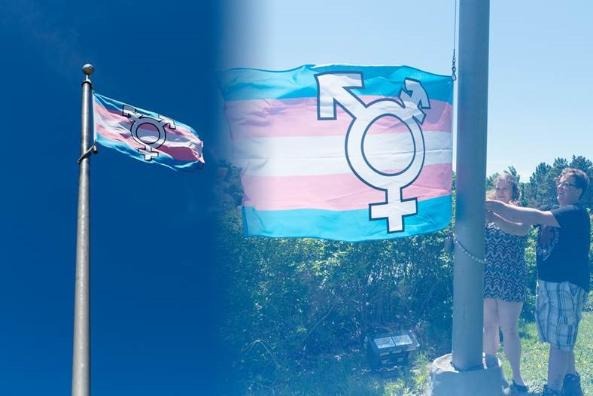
[82,64,94,79]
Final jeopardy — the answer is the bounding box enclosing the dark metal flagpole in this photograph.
[72,63,96,396]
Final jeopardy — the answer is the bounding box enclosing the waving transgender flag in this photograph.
[93,93,205,171]
[221,65,453,241]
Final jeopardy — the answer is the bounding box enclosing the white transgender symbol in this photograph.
[316,73,430,233]
[122,105,176,161]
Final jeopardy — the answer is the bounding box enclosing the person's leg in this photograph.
[483,298,499,365]
[562,351,583,396]
[536,281,566,394]
[561,283,586,395]
[566,351,576,374]
[498,300,525,386]
[547,345,571,391]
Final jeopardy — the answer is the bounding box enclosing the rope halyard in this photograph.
[451,0,458,81]
[77,144,98,164]
[453,234,485,265]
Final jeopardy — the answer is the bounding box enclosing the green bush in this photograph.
[214,196,454,391]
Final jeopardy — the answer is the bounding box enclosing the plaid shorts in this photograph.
[536,280,587,351]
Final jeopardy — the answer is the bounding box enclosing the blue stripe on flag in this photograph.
[242,195,452,242]
[94,93,162,119]
[221,65,453,103]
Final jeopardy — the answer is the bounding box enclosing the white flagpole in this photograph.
[428,1,502,394]
[451,0,490,371]
[72,63,96,396]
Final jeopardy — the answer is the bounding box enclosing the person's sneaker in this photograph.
[562,372,583,396]
[542,385,561,396]
[508,381,528,395]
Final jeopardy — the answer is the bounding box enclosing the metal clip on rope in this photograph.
[77,144,98,164]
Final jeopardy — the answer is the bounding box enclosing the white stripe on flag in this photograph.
[233,132,451,177]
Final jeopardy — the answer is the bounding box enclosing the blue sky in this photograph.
[0,1,223,394]
[224,0,593,180]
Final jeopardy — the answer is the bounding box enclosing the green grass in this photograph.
[377,312,593,395]
[241,313,593,395]
[242,352,429,395]
[498,312,593,395]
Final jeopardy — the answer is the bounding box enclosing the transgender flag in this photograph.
[221,65,453,241]
[93,93,204,171]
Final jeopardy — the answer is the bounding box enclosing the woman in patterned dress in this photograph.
[483,173,530,394]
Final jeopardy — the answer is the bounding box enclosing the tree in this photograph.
[486,172,500,192]
[524,162,554,209]
[506,165,520,183]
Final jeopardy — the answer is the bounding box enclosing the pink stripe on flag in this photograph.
[93,102,201,143]
[242,163,452,211]
[95,123,203,161]
[158,145,202,161]
[95,123,136,145]
[225,97,452,139]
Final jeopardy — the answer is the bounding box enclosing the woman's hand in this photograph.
[485,199,505,213]
[485,209,494,223]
